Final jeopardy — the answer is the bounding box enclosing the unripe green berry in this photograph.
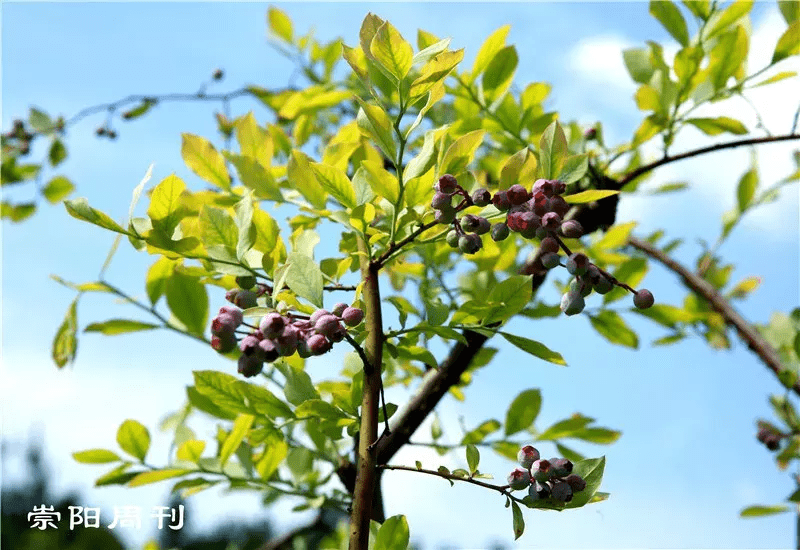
[570,277,592,298]
[560,290,585,316]
[633,289,654,309]
[446,229,460,248]
[491,223,509,241]
[331,302,348,317]
[541,252,561,269]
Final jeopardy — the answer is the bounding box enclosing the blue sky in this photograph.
[2,2,800,549]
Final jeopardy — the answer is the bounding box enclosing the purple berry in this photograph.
[541,211,562,230]
[460,214,481,232]
[259,313,286,339]
[471,188,491,207]
[547,195,570,217]
[531,459,552,483]
[492,191,511,211]
[431,191,453,210]
[474,216,491,235]
[315,314,343,337]
[239,334,262,356]
[517,445,540,469]
[532,480,551,499]
[507,468,532,490]
[342,307,365,327]
[307,334,332,355]
[633,289,654,309]
[550,480,573,503]
[458,234,482,254]
[237,353,263,378]
[258,338,280,362]
[550,458,573,477]
[211,313,238,336]
[218,306,244,326]
[211,332,237,354]
[570,277,592,298]
[539,236,559,254]
[560,220,584,238]
[309,309,330,325]
[275,325,299,356]
[565,253,589,276]
[331,303,348,317]
[506,184,530,205]
[435,208,456,224]
[436,174,458,193]
[565,474,586,492]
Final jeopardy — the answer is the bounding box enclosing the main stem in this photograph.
[349,238,384,550]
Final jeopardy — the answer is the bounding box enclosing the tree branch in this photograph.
[628,236,800,396]
[617,134,800,188]
[377,464,521,501]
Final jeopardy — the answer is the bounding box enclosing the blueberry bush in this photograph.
[5,1,800,547]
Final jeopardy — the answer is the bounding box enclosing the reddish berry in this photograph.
[342,307,365,327]
[507,468,532,490]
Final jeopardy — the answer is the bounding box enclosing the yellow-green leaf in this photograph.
[409,49,464,99]
[117,419,150,462]
[370,21,413,81]
[650,0,690,46]
[310,162,356,210]
[52,298,78,368]
[129,469,194,488]
[686,116,748,136]
[42,175,74,204]
[177,440,206,462]
[65,198,129,235]
[147,174,187,235]
[84,319,159,335]
[472,25,510,78]
[439,130,485,177]
[564,189,620,203]
[181,133,231,190]
[267,6,293,43]
[356,99,397,161]
[360,160,400,203]
[772,20,800,64]
[220,413,255,467]
[73,449,121,464]
[288,150,327,209]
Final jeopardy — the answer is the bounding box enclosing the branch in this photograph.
[377,464,522,503]
[617,134,800,188]
[628,236,800,396]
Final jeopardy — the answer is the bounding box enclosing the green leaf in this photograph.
[284,252,324,308]
[65,198,130,236]
[310,162,356,210]
[295,399,349,420]
[220,413,255,467]
[557,154,589,185]
[52,298,78,368]
[225,153,282,201]
[128,469,193,488]
[461,419,502,444]
[682,0,710,19]
[374,515,410,550]
[193,371,293,419]
[686,117,748,136]
[511,501,525,540]
[42,175,75,204]
[779,1,800,24]
[404,130,437,181]
[48,139,67,167]
[707,0,753,39]
[176,440,206,462]
[267,6,293,42]
[356,99,397,161]
[564,456,606,509]
[650,0,690,46]
[370,21,414,82]
[409,49,464,99]
[117,419,150,462]
[753,71,798,87]
[121,99,156,120]
[29,107,52,133]
[466,444,480,474]
[504,389,542,436]
[94,464,138,487]
[84,319,159,335]
[181,133,231,190]
[500,332,566,366]
[482,46,518,100]
[538,121,568,179]
[277,364,320,405]
[736,168,758,212]
[256,434,288,480]
[288,150,327,209]
[740,505,790,517]
[439,130,485,176]
[234,193,257,261]
[360,160,400,203]
[772,20,800,64]
[145,256,174,305]
[1,201,37,222]
[500,148,537,190]
[73,449,121,464]
[563,189,620,204]
[623,48,655,84]
[165,268,208,337]
[199,205,238,250]
[147,174,187,236]
[588,311,639,348]
[472,25,510,78]
[572,427,621,444]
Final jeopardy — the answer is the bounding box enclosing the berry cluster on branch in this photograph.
[210,277,365,378]
[431,173,655,314]
[508,445,586,504]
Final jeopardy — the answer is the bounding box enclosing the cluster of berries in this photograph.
[4,119,37,156]
[210,296,365,378]
[506,445,587,505]
[432,174,583,255]
[431,174,655,315]
[756,420,785,451]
